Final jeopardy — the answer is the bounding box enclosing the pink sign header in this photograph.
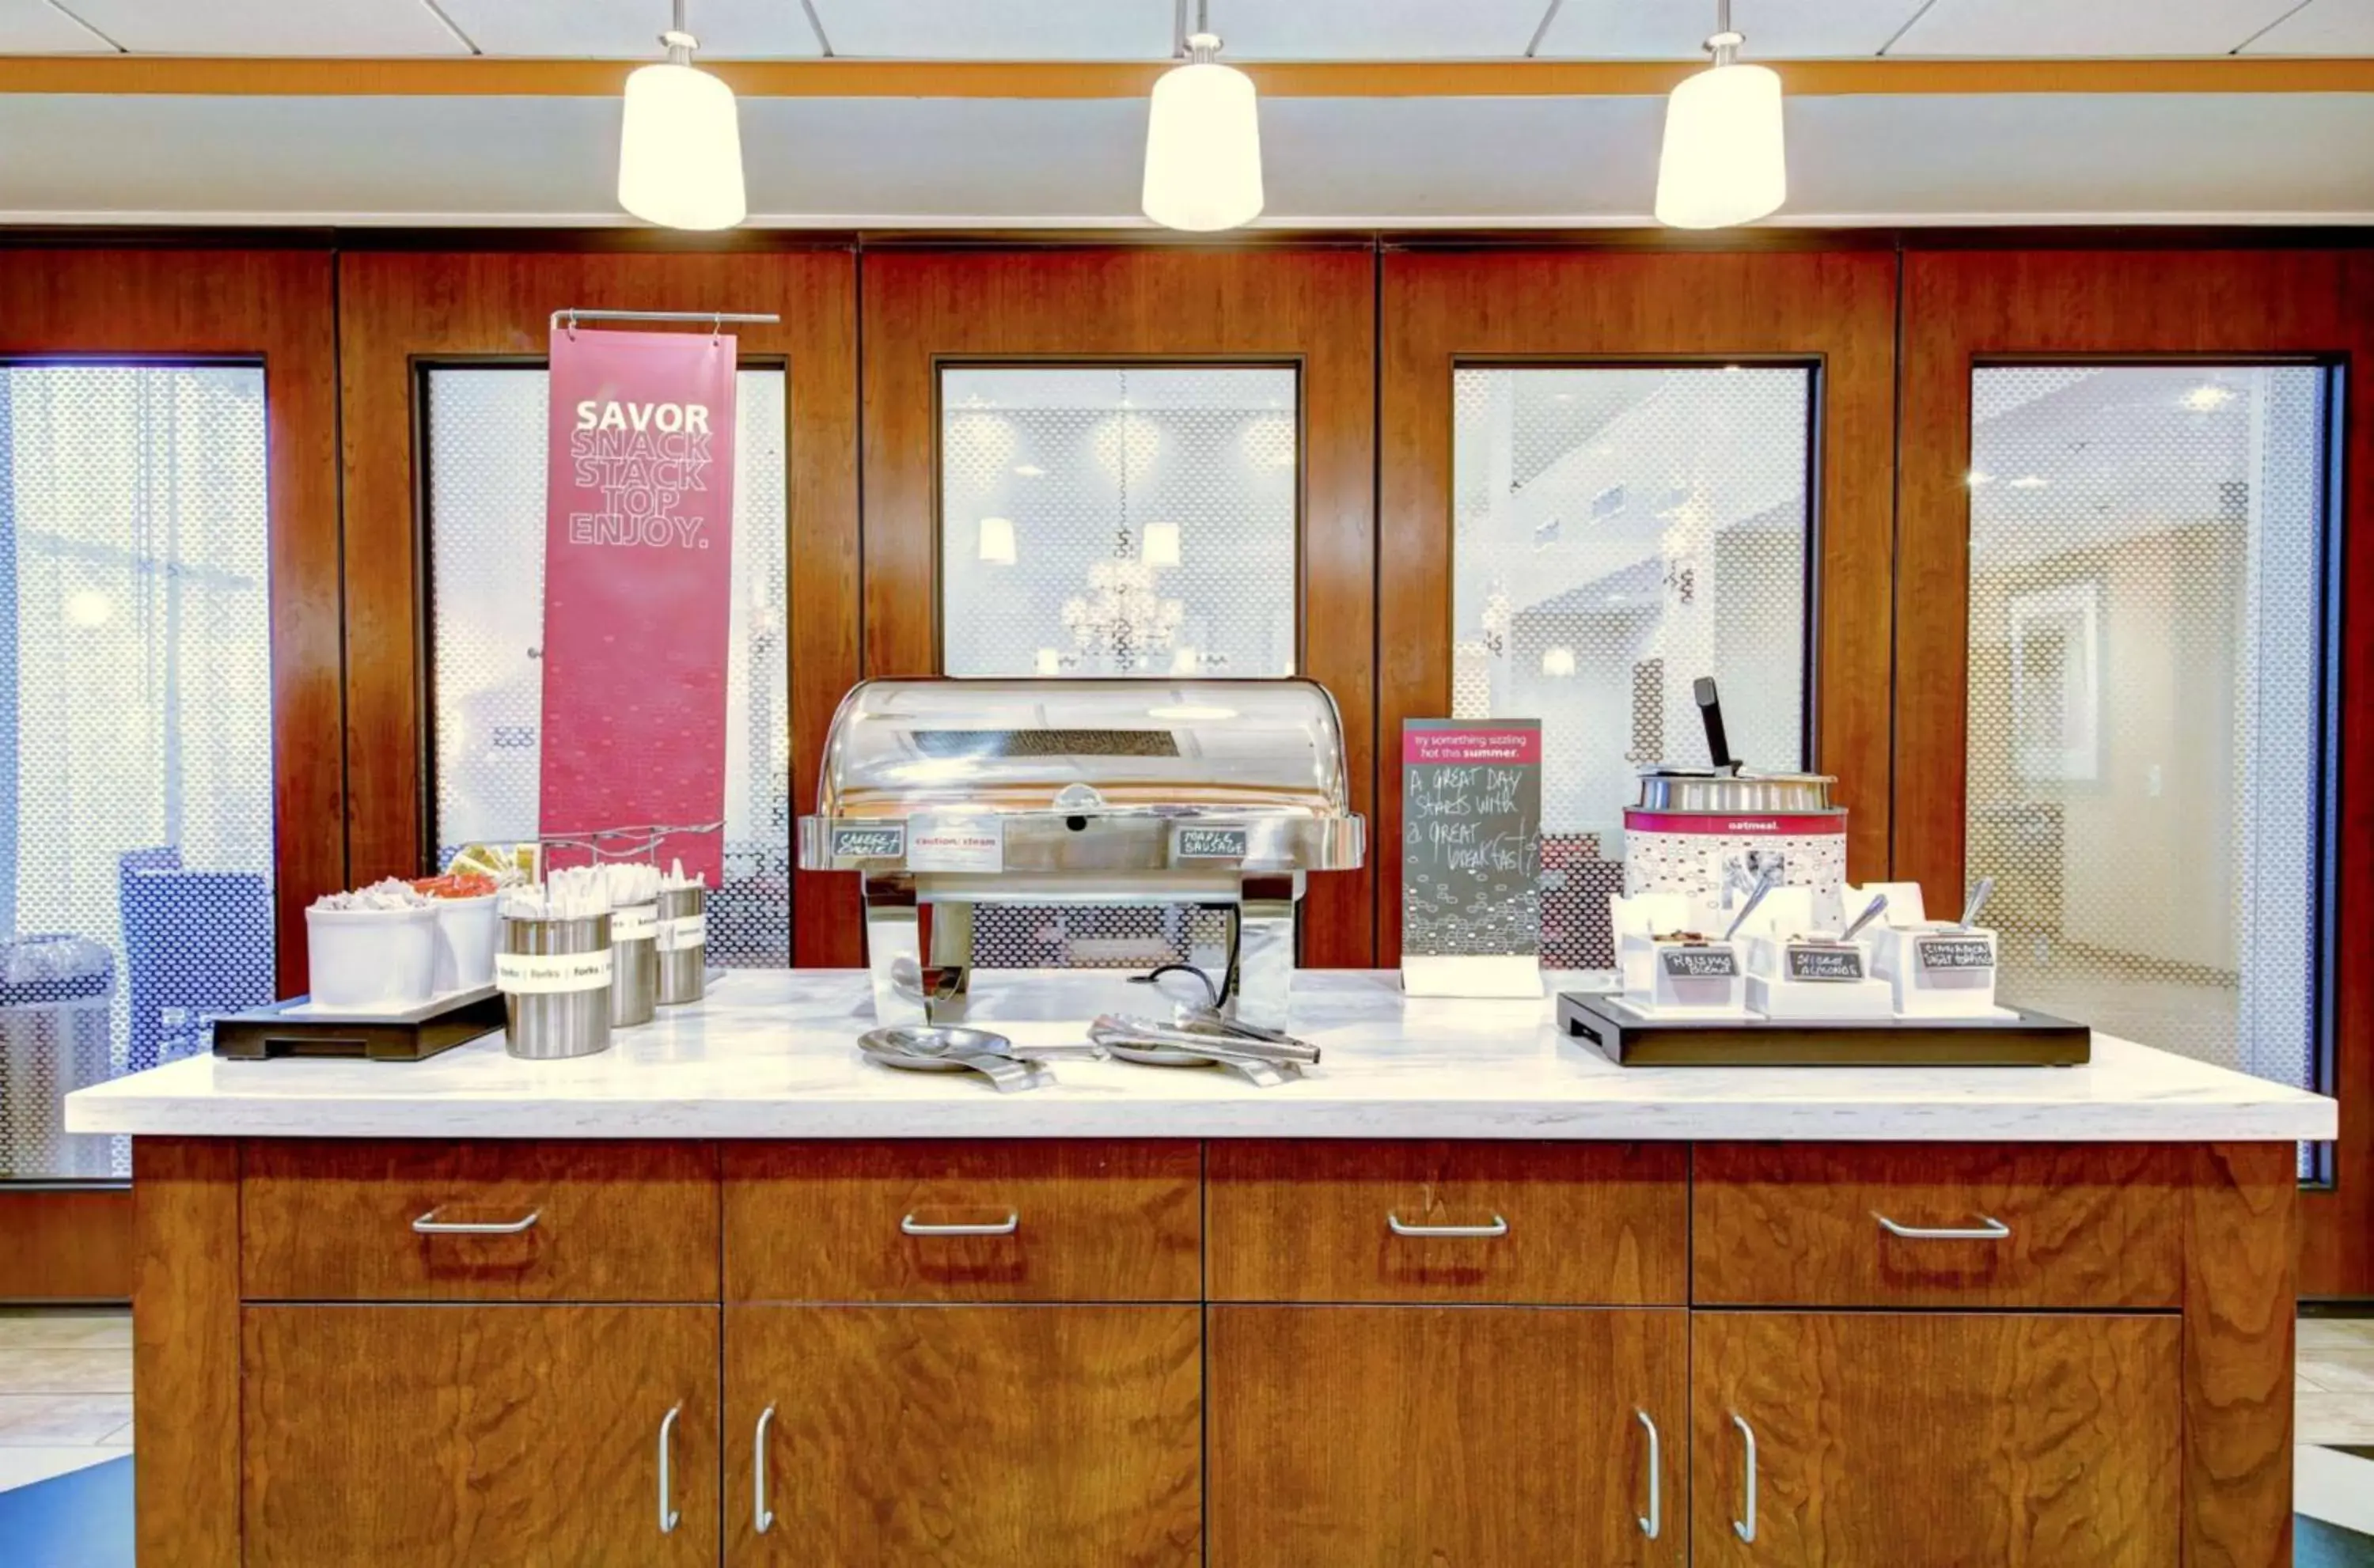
[1402,724,1542,767]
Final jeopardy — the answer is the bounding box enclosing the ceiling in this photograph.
[7,0,2370,59]
[0,0,2365,226]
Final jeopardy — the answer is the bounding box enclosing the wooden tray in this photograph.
[212,987,506,1062]
[1557,990,2090,1067]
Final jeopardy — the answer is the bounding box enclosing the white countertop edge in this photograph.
[63,968,2339,1144]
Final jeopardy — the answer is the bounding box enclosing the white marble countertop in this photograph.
[65,969,2336,1143]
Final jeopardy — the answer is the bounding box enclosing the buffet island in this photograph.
[68,968,2332,1568]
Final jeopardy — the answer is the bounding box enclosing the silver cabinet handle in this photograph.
[657,1403,681,1535]
[1386,1212,1509,1237]
[1873,1212,2011,1240]
[1635,1409,1660,1540]
[901,1210,1019,1237]
[1731,1411,1757,1543]
[411,1206,540,1235]
[753,1403,776,1534]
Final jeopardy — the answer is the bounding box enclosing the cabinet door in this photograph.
[1692,1312,2179,1566]
[1209,1305,1686,1566]
[243,1304,718,1567]
[727,1304,1201,1567]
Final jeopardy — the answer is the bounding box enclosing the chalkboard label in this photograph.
[1175,825,1249,860]
[1787,945,1865,983]
[1918,936,1995,972]
[1660,946,1739,979]
[831,824,906,860]
[1400,720,1542,964]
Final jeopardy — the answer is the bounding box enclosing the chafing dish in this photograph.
[799,678,1364,1029]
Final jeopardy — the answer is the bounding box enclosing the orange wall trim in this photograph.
[0,55,2366,100]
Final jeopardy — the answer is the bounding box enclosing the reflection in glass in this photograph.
[940,365,1298,680]
[423,367,791,966]
[1966,365,2334,1097]
[0,365,274,1179]
[1451,365,1815,968]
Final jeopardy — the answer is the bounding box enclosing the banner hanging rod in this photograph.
[552,307,783,337]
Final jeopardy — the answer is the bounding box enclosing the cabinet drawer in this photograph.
[1207,1140,1687,1305]
[723,1141,1200,1302]
[1692,1142,2183,1308]
[241,1139,719,1302]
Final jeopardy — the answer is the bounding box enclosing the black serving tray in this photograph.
[1557,990,2090,1067]
[212,986,506,1062]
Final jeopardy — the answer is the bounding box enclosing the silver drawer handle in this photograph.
[411,1206,541,1235]
[657,1403,681,1535]
[1731,1411,1757,1543]
[1635,1409,1660,1540]
[901,1210,1019,1237]
[1873,1212,2011,1241]
[753,1403,776,1534]
[1386,1212,1508,1238]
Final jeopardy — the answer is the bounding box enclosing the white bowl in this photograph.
[305,904,439,1010]
[427,893,501,991]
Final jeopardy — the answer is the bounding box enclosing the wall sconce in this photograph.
[1542,646,1577,678]
[978,517,1017,565]
[1142,521,1181,567]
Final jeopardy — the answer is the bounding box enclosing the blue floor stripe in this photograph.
[0,1456,131,1568]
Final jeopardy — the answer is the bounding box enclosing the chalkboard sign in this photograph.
[1918,936,1996,972]
[1174,825,1250,860]
[1786,945,1865,983]
[1659,945,1739,979]
[1401,720,1542,968]
[830,823,906,860]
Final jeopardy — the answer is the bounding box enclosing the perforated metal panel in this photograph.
[1451,365,1815,968]
[0,365,275,1180]
[942,365,1299,969]
[941,366,1298,680]
[424,365,791,966]
[1966,365,2332,1093]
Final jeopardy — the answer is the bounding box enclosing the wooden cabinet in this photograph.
[243,1138,719,1302]
[242,1303,719,1566]
[723,1139,1199,1303]
[1208,1139,1687,1304]
[1209,1305,1686,1566]
[1693,1142,2182,1309]
[1689,1311,2182,1566]
[726,1304,1202,1566]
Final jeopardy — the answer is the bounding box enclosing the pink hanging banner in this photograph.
[540,326,736,882]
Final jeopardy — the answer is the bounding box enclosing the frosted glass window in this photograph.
[1966,365,2334,1098]
[940,365,1298,679]
[1451,365,1815,968]
[0,365,274,1180]
[423,365,790,967]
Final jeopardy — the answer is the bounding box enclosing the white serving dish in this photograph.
[305,904,439,1010]
[427,893,500,991]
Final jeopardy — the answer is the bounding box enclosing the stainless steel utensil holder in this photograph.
[499,911,612,1059]
[656,886,706,1007]
[609,901,659,1028]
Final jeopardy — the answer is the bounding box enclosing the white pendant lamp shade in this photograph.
[1654,21,1785,229]
[1141,521,1181,567]
[977,517,1018,565]
[1142,33,1264,233]
[618,17,746,230]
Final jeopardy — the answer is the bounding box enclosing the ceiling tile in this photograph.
[1888,0,2304,56]
[1214,0,1549,61]
[806,0,1170,59]
[1538,0,1925,58]
[63,0,472,55]
[0,0,117,51]
[434,0,820,58]
[2243,0,2374,54]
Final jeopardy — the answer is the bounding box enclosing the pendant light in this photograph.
[1142,3,1264,233]
[618,0,747,230]
[1653,0,1786,229]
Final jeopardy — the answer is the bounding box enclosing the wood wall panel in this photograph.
[0,1186,131,1301]
[335,249,861,963]
[859,248,1379,968]
[1378,248,1899,963]
[1898,249,2374,1297]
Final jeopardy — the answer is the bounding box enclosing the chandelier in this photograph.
[1060,371,1186,672]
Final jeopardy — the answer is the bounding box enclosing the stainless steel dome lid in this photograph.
[1631,767,1839,814]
